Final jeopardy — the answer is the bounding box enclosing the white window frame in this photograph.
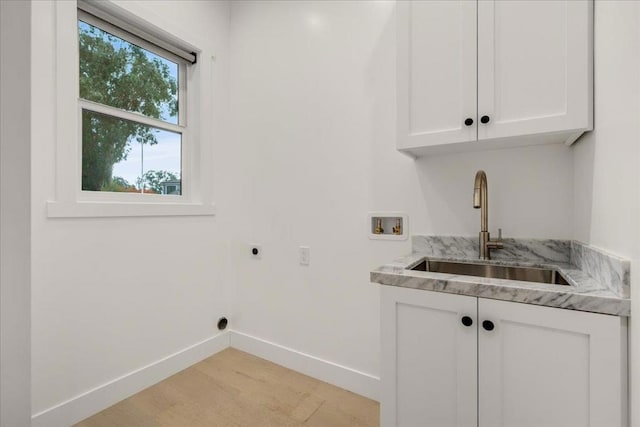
[47,0,215,218]
[78,9,188,200]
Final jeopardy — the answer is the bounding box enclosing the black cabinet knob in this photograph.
[480,115,490,124]
[464,118,474,126]
[482,320,495,331]
[252,247,259,255]
[461,316,473,327]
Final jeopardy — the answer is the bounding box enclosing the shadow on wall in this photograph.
[413,143,576,240]
[571,134,596,245]
[366,1,427,239]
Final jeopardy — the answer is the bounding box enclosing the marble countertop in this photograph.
[371,237,631,317]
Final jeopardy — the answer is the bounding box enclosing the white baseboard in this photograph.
[32,330,379,427]
[31,332,230,427]
[229,331,380,401]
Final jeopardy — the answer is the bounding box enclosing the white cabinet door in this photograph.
[396,0,477,151]
[381,286,477,427]
[477,0,593,142]
[478,299,627,427]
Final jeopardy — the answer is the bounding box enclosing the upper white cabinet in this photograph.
[397,0,593,156]
[396,1,477,149]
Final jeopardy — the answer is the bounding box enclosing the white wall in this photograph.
[228,0,575,390]
[573,2,640,259]
[571,2,640,426]
[0,1,32,426]
[29,0,640,424]
[30,0,232,421]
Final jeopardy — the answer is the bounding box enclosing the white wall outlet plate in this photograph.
[250,243,262,259]
[299,246,310,265]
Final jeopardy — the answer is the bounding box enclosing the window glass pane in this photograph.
[111,138,141,193]
[78,20,179,124]
[81,110,181,194]
[141,132,182,196]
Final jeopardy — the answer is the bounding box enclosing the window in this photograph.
[78,9,187,196]
[47,0,215,218]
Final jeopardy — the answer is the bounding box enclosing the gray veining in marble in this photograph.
[571,241,630,297]
[371,235,631,316]
[412,235,571,263]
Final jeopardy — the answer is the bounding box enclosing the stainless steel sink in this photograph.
[410,259,570,286]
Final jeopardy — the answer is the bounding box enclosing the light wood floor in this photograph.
[74,348,379,427]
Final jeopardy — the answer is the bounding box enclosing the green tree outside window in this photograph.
[79,20,180,192]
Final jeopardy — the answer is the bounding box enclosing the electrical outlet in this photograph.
[250,243,262,259]
[299,246,310,265]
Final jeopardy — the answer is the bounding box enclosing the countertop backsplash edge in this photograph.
[368,235,632,316]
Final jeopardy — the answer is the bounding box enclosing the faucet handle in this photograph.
[487,228,504,251]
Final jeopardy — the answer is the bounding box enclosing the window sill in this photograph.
[46,200,216,218]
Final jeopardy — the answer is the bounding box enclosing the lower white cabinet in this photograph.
[381,286,628,427]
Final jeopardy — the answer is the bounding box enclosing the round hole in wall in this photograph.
[217,317,228,331]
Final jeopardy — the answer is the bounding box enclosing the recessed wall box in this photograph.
[368,212,408,241]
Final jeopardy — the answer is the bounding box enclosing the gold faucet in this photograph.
[392,218,402,235]
[374,218,384,234]
[473,170,503,259]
